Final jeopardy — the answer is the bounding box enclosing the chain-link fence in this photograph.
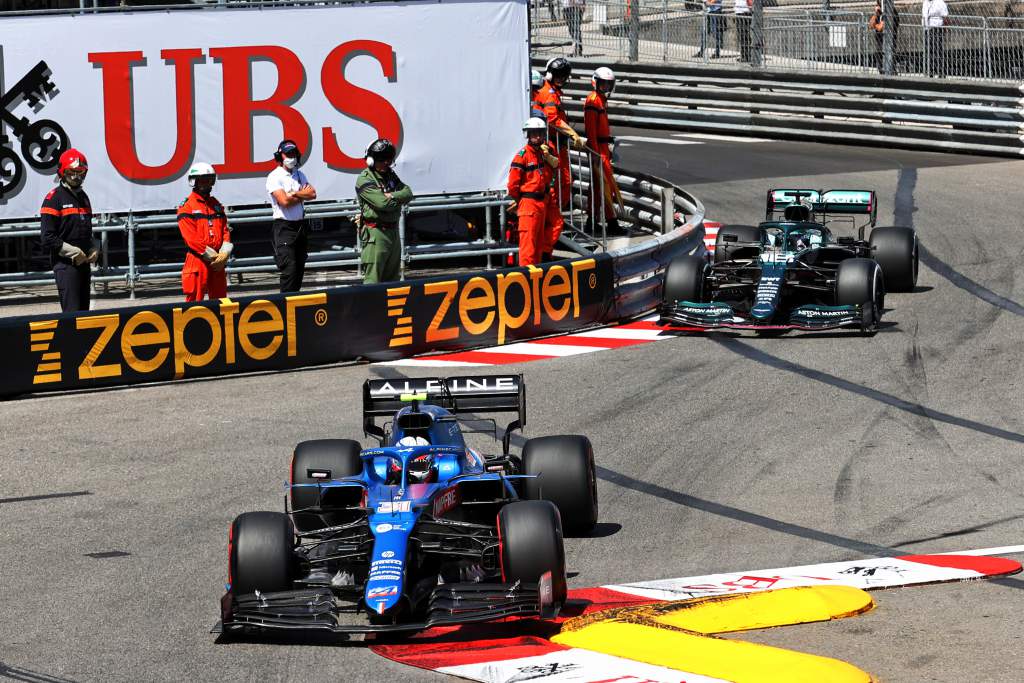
[532,1,1024,80]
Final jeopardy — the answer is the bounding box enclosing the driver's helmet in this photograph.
[788,230,808,251]
[387,436,436,484]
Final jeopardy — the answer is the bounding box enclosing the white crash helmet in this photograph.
[531,69,543,89]
[187,161,216,188]
[592,67,616,94]
[523,117,547,136]
[397,436,429,447]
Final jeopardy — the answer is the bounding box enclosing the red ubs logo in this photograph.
[87,40,402,182]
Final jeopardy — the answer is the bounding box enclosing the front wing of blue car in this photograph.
[214,576,557,635]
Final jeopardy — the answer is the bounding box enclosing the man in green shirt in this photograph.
[356,138,414,284]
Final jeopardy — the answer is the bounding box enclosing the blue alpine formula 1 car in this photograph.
[215,374,598,635]
[660,189,919,334]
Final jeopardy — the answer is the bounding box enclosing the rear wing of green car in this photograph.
[766,189,878,227]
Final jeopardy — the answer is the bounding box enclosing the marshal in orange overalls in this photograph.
[507,144,558,267]
[535,79,573,218]
[176,192,231,301]
[584,88,619,222]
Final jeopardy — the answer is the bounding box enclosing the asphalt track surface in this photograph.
[3,131,1023,682]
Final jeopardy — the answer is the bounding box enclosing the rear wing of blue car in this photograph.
[766,189,877,227]
[363,374,526,450]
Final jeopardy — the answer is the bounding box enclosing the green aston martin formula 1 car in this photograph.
[660,189,919,335]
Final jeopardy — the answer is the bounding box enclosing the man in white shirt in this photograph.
[922,0,949,77]
[266,139,316,292]
[734,0,753,64]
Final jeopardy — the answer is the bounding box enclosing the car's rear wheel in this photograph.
[663,254,708,306]
[836,258,884,334]
[870,226,918,292]
[715,224,761,263]
[522,435,598,536]
[290,439,363,532]
[498,500,567,604]
[229,511,295,595]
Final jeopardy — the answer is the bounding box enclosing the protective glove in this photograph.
[572,135,587,150]
[506,199,518,216]
[86,248,99,265]
[210,253,229,271]
[218,241,234,256]
[58,242,87,266]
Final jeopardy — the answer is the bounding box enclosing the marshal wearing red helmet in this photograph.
[40,148,97,312]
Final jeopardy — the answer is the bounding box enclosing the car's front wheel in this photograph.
[836,257,884,334]
[498,500,567,605]
[229,511,295,596]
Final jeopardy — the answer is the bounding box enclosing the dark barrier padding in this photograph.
[2,254,615,397]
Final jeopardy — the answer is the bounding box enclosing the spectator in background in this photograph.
[695,0,725,59]
[869,0,900,73]
[922,0,949,77]
[266,139,316,292]
[734,0,753,64]
[40,148,97,312]
[563,0,585,57]
[177,162,231,302]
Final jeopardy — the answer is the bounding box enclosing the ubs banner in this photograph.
[0,0,528,216]
[0,256,613,397]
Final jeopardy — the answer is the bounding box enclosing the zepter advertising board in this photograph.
[0,0,528,218]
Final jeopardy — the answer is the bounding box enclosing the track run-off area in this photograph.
[2,130,1022,682]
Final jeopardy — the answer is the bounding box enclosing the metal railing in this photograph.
[537,57,1024,156]
[532,1,1024,81]
[0,143,628,298]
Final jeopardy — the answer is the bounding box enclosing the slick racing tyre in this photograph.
[714,224,760,263]
[836,258,884,334]
[522,435,598,536]
[498,500,567,604]
[870,226,918,292]
[290,439,363,532]
[229,511,295,595]
[663,254,708,306]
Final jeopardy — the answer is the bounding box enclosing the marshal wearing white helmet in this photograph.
[584,67,623,233]
[176,161,232,301]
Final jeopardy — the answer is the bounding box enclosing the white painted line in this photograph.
[470,342,599,357]
[571,327,667,341]
[672,132,773,143]
[616,135,703,146]
[938,544,1024,556]
[375,358,489,367]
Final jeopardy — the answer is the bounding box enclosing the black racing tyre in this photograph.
[662,254,708,306]
[229,511,295,596]
[836,257,884,331]
[498,500,567,604]
[715,224,761,263]
[290,439,363,532]
[870,226,918,293]
[522,435,598,536]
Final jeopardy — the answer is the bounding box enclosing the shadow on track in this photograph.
[896,167,1024,318]
[712,336,1024,445]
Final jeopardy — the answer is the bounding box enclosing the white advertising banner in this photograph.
[0,0,529,219]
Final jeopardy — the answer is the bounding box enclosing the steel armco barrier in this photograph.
[535,57,1024,157]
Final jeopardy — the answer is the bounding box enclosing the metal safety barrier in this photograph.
[533,56,1024,157]
[0,192,521,297]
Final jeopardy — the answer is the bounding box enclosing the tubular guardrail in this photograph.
[535,57,1024,157]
